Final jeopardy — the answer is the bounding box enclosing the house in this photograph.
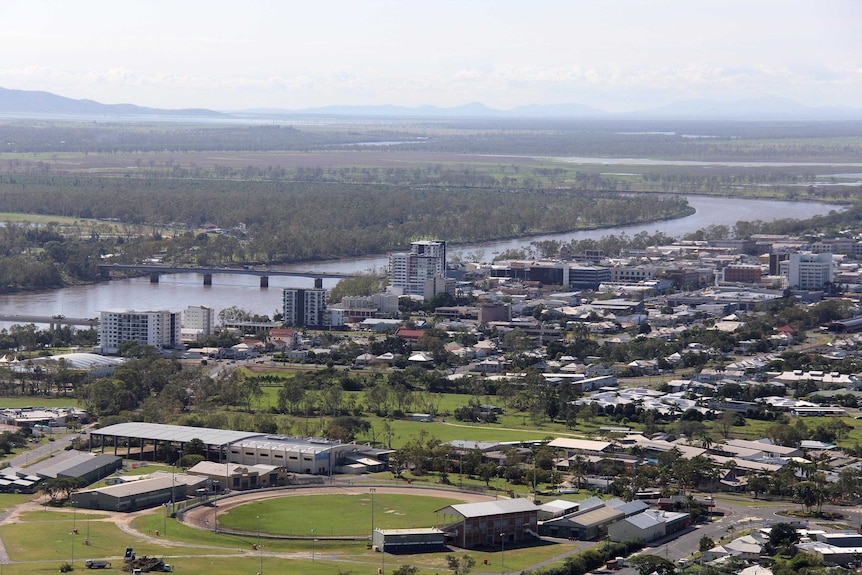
[435,499,538,548]
[395,328,425,343]
[269,328,299,350]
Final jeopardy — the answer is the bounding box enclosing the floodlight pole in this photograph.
[257,514,263,575]
[500,532,505,575]
[311,529,315,563]
[369,488,376,538]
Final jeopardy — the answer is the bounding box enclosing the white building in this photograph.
[781,252,833,290]
[184,305,215,336]
[389,240,447,299]
[98,309,181,354]
[283,288,329,327]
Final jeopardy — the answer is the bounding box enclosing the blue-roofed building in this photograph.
[605,498,650,517]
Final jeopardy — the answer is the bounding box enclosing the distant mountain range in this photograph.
[1,86,860,121]
[0,87,227,118]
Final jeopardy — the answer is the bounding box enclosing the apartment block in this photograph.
[283,288,329,327]
[99,309,181,354]
[389,240,447,299]
[184,305,215,335]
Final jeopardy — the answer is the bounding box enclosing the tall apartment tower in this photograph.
[184,305,215,336]
[389,240,447,299]
[283,288,329,327]
[99,309,181,354]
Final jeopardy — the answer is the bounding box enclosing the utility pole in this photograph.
[257,515,263,575]
[370,488,376,536]
[500,532,506,575]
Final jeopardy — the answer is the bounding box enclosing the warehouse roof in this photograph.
[94,422,263,447]
[566,506,624,528]
[78,475,178,497]
[547,438,612,453]
[437,498,537,519]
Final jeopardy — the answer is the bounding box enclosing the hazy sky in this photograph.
[1,0,860,112]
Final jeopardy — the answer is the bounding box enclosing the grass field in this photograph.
[0,396,79,408]
[218,493,463,536]
[0,518,234,562]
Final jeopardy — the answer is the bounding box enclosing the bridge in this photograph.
[98,264,354,287]
[0,314,98,329]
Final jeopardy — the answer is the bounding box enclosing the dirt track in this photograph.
[182,485,496,535]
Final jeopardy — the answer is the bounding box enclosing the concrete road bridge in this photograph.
[98,264,354,287]
[0,314,98,329]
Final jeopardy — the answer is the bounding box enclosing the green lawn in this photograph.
[0,396,79,408]
[133,512,369,554]
[0,518,230,562]
[218,493,463,536]
[0,493,37,513]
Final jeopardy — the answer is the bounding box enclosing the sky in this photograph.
[0,0,860,112]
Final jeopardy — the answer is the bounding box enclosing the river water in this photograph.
[0,195,841,324]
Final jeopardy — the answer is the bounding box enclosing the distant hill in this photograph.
[239,101,609,118]
[2,86,860,121]
[238,97,862,120]
[0,87,227,118]
[630,96,862,120]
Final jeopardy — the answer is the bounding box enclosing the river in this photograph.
[0,195,841,325]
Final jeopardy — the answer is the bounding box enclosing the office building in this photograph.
[99,309,181,354]
[781,252,833,290]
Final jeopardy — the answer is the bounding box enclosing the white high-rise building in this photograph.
[781,252,834,290]
[389,240,447,299]
[184,305,215,336]
[283,288,329,327]
[99,309,181,354]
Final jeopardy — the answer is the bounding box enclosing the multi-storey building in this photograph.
[609,265,657,283]
[722,264,763,284]
[489,260,610,290]
[283,288,329,327]
[389,240,448,299]
[99,309,181,354]
[781,252,834,290]
[184,305,215,335]
[811,238,862,257]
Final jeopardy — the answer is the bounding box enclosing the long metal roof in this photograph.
[94,422,263,447]
[437,498,537,519]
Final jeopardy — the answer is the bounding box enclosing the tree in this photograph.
[699,535,715,554]
[477,462,498,487]
[393,566,418,575]
[768,522,800,555]
[446,554,476,575]
[40,477,82,504]
[748,473,770,499]
[184,437,206,456]
[629,554,676,575]
[718,411,739,440]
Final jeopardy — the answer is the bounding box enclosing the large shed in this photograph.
[371,528,446,553]
[90,422,263,462]
[539,505,623,540]
[71,475,187,512]
[436,499,538,549]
